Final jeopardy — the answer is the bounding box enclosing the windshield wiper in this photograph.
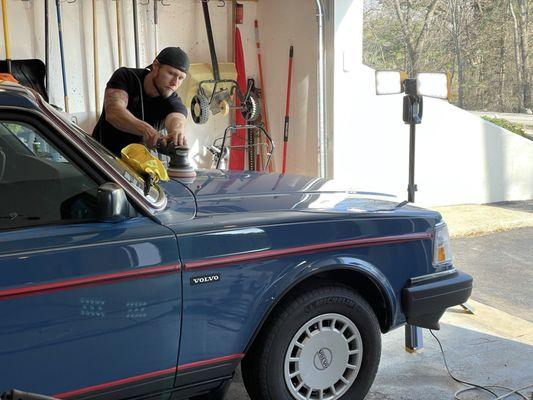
[0,212,40,221]
[396,200,409,209]
[0,212,19,221]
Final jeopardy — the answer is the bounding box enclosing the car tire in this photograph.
[242,284,381,400]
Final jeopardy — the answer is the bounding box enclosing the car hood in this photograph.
[164,169,410,216]
[155,169,440,232]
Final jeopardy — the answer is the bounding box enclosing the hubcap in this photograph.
[284,313,363,400]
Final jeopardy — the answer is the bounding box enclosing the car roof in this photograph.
[0,81,43,112]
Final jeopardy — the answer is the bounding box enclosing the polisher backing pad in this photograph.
[167,168,196,179]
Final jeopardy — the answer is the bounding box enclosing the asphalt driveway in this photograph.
[452,227,533,322]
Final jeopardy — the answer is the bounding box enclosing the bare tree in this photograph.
[498,35,507,110]
[509,0,530,110]
[442,0,475,107]
[363,0,529,112]
[392,0,441,75]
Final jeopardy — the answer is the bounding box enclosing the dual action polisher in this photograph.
[156,142,197,180]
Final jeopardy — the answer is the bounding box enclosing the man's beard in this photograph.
[155,84,172,98]
[152,74,172,98]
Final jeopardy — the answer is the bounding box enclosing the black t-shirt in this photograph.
[93,67,188,156]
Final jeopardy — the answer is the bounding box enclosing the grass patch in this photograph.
[482,116,529,139]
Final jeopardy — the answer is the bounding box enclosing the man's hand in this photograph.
[141,124,161,148]
[165,113,188,147]
[166,132,188,146]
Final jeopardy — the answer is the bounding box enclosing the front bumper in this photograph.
[402,269,473,330]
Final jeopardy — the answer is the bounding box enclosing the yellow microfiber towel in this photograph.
[121,143,169,182]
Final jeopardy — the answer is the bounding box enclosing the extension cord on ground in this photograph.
[430,330,533,400]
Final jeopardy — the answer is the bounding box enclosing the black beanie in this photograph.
[156,47,190,74]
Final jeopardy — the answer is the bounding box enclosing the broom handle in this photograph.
[55,0,69,113]
[282,46,294,174]
[93,0,100,117]
[116,0,123,67]
[1,0,11,73]
[254,19,275,172]
[45,0,50,92]
[132,0,140,68]
[154,0,158,58]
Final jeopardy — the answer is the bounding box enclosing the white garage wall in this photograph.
[0,0,260,169]
[256,0,322,176]
[1,0,324,174]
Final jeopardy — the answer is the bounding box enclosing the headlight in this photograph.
[433,221,453,268]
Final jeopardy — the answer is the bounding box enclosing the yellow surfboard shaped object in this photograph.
[121,143,169,182]
[177,62,237,107]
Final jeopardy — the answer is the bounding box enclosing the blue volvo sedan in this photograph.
[0,82,472,400]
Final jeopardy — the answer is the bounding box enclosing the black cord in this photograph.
[429,330,498,397]
[430,330,530,400]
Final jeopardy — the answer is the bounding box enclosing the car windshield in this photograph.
[41,102,161,203]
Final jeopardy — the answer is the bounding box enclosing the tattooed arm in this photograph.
[104,88,161,147]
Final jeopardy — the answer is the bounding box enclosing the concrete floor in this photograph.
[227,301,533,399]
[366,302,533,400]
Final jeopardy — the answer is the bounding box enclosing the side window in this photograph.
[0,120,100,230]
[2,121,69,163]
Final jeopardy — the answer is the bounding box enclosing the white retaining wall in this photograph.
[332,0,533,206]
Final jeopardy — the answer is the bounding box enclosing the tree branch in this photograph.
[415,0,441,50]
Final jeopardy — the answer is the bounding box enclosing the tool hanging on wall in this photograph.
[186,1,260,128]
[254,19,273,172]
[282,46,294,174]
[45,0,50,93]
[92,0,100,116]
[116,0,123,67]
[0,1,47,100]
[1,0,11,74]
[235,2,243,24]
[132,0,140,68]
[55,0,69,112]
[247,78,257,171]
[229,26,247,169]
[153,0,158,58]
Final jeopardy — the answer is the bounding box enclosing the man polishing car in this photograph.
[93,47,190,156]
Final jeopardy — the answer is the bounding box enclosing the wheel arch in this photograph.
[243,262,397,356]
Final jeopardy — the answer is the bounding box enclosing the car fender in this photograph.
[244,255,398,353]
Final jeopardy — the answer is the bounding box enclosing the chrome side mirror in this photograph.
[97,183,129,222]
